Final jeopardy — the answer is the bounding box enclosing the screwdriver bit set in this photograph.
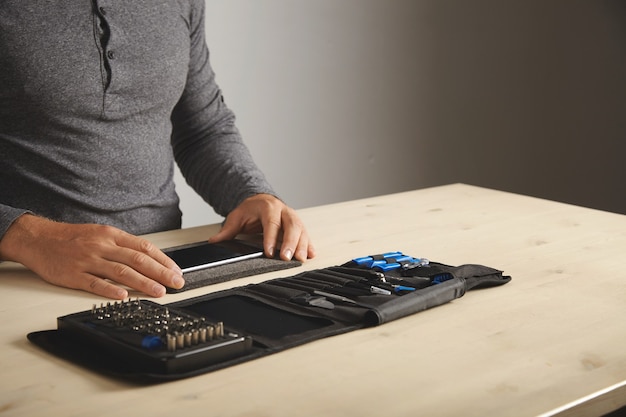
[56,298,253,374]
[29,252,511,381]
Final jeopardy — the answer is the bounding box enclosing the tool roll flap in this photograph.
[334,257,511,325]
[362,278,466,325]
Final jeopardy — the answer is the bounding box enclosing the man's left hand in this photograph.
[208,194,315,262]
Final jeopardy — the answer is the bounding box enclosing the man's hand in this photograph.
[208,194,315,262]
[0,214,184,299]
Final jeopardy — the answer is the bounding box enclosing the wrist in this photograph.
[244,193,281,204]
[0,214,43,263]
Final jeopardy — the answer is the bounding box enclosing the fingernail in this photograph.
[173,275,185,288]
[284,249,293,260]
[268,246,275,258]
[152,284,166,297]
[171,265,183,275]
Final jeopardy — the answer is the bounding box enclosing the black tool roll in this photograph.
[27,253,511,382]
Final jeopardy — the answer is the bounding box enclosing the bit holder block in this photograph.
[57,299,253,374]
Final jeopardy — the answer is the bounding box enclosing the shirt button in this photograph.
[107,50,115,60]
[99,7,107,15]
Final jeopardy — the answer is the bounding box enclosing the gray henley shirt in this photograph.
[0,0,276,239]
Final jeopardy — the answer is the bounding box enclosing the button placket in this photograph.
[92,0,117,115]
[98,3,117,69]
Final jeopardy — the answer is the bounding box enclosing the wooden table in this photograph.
[1,184,625,417]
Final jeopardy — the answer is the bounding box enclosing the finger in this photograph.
[293,230,314,262]
[261,212,282,259]
[277,214,303,261]
[208,216,242,244]
[116,233,181,273]
[104,234,184,291]
[50,267,131,300]
[78,273,130,300]
[82,255,168,297]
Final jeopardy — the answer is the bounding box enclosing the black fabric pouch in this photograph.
[27,254,511,383]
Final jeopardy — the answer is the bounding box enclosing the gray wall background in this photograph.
[176,0,626,228]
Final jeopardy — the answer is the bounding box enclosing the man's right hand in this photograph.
[0,214,184,299]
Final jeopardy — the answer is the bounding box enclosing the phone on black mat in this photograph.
[163,240,264,273]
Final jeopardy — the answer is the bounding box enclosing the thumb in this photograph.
[207,217,240,243]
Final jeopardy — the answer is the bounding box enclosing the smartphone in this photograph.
[163,240,264,273]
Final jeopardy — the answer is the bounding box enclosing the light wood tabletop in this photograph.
[1,184,625,417]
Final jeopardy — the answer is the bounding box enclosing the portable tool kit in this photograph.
[27,252,511,382]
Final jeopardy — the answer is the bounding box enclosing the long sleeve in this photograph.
[170,2,276,218]
[0,204,29,242]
